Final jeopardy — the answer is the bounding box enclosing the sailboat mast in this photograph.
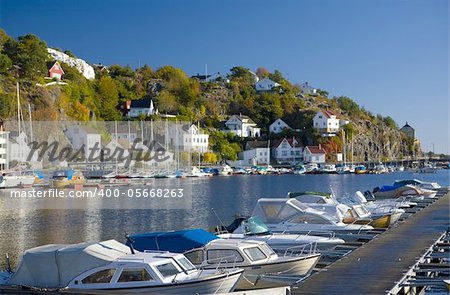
[28,104,33,142]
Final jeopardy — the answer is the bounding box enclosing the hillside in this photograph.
[0,30,413,162]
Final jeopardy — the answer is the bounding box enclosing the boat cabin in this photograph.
[68,251,198,290]
[184,239,277,267]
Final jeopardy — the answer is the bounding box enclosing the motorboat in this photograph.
[251,198,374,239]
[289,191,404,228]
[372,184,437,199]
[0,171,36,188]
[304,163,319,174]
[336,165,351,174]
[186,166,212,177]
[354,165,367,174]
[51,169,85,188]
[128,230,320,290]
[293,166,306,175]
[218,164,234,176]
[321,164,337,174]
[1,240,243,294]
[216,216,345,252]
[393,179,441,190]
[373,164,388,174]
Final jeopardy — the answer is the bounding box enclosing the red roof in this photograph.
[273,137,303,148]
[321,109,335,119]
[305,145,326,154]
[48,61,65,75]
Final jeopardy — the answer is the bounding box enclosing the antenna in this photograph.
[125,233,135,254]
[5,253,11,273]
[211,207,227,232]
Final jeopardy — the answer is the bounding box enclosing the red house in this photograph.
[47,61,65,80]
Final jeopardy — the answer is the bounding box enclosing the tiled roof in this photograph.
[322,109,335,118]
[305,145,326,154]
[273,137,303,148]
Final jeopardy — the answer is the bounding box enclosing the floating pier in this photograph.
[292,188,450,295]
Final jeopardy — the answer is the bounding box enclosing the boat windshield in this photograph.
[176,257,196,271]
[242,217,271,236]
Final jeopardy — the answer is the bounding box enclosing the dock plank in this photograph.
[292,190,450,295]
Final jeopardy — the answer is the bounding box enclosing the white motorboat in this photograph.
[186,166,211,177]
[0,171,35,188]
[251,198,374,239]
[128,229,319,290]
[289,191,404,228]
[321,164,337,174]
[217,216,345,252]
[183,239,320,290]
[219,165,234,176]
[304,163,319,174]
[373,184,437,199]
[336,165,351,174]
[393,179,441,190]
[1,240,243,294]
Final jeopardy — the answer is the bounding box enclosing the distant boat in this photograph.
[51,169,85,188]
[218,164,233,176]
[0,171,35,188]
[321,164,337,174]
[355,165,368,174]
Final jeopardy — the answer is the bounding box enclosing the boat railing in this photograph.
[292,230,336,239]
[283,242,318,257]
[204,255,240,271]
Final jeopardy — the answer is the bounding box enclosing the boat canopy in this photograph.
[8,240,130,289]
[129,229,218,253]
[252,198,311,223]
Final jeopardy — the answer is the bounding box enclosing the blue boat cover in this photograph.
[128,229,218,253]
[378,185,398,192]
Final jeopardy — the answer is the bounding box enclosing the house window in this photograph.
[319,116,322,119]
[282,151,287,156]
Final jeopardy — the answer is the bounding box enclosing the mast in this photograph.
[16,82,22,172]
[114,120,118,175]
[28,104,33,142]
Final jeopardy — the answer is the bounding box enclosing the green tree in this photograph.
[13,34,48,79]
[335,96,361,115]
[95,76,121,120]
[0,53,12,74]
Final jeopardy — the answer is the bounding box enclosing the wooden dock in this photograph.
[292,188,450,295]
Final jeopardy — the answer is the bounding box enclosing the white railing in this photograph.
[283,242,318,257]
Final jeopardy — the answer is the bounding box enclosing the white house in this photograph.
[313,109,340,134]
[65,125,102,161]
[272,137,303,165]
[169,124,209,153]
[299,82,318,96]
[125,98,158,118]
[110,125,138,143]
[303,145,326,164]
[255,78,280,92]
[0,130,9,170]
[224,115,261,138]
[8,131,39,166]
[191,72,230,83]
[269,119,292,134]
[236,141,270,166]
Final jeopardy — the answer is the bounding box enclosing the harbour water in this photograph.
[0,170,448,268]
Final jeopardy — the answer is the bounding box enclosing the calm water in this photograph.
[0,170,448,268]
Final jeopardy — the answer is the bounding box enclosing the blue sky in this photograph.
[1,0,448,153]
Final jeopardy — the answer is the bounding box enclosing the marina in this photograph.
[0,170,448,294]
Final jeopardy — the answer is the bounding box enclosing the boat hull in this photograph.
[0,175,35,188]
[55,269,243,294]
[234,254,320,290]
